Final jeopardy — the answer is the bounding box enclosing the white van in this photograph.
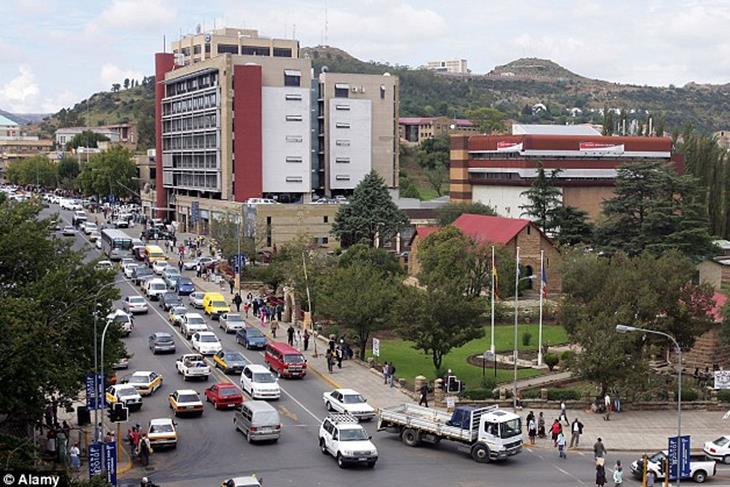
[145,278,168,301]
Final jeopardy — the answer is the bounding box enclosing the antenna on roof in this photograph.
[324,0,328,46]
[163,35,166,52]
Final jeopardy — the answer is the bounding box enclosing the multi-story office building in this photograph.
[155,28,399,234]
[171,28,299,65]
[425,59,469,74]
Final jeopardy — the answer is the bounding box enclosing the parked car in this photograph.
[183,256,216,271]
[704,435,730,464]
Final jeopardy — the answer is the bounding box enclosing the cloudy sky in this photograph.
[1,0,729,113]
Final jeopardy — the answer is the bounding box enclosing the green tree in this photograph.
[57,156,80,189]
[78,145,137,199]
[394,284,484,370]
[134,98,155,151]
[111,83,120,92]
[436,201,496,226]
[466,107,507,134]
[415,135,449,170]
[595,161,717,260]
[65,130,110,150]
[0,200,123,441]
[551,205,593,246]
[123,78,130,89]
[338,243,402,276]
[560,249,715,395]
[5,155,58,187]
[520,164,562,233]
[332,171,409,247]
[398,173,421,199]
[602,107,615,135]
[317,263,397,360]
[424,165,448,197]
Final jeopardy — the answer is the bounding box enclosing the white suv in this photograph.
[191,331,222,355]
[181,313,208,339]
[318,414,378,468]
[145,278,168,300]
[240,364,280,400]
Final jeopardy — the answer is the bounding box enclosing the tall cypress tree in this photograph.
[520,163,562,233]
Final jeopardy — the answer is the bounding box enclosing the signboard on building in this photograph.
[88,442,102,479]
[714,370,730,390]
[104,441,117,486]
[668,435,691,480]
[579,142,625,153]
[191,201,200,225]
[496,141,523,152]
[85,373,105,410]
[372,338,380,357]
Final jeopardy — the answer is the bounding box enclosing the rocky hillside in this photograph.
[486,57,587,81]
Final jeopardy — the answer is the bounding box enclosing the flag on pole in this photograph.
[492,264,499,299]
[541,265,548,299]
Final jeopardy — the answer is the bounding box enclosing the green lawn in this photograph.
[368,324,568,388]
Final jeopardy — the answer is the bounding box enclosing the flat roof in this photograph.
[512,123,601,136]
[0,114,18,126]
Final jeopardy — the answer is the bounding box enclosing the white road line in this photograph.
[555,465,587,485]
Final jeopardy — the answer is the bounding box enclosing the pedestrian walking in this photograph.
[229,279,235,294]
[559,401,570,425]
[178,260,183,272]
[557,430,567,459]
[196,263,202,278]
[303,330,310,351]
[271,320,278,338]
[137,434,152,466]
[604,393,612,421]
[295,329,302,348]
[419,382,429,407]
[336,347,343,369]
[550,419,561,446]
[593,437,607,460]
[383,362,390,384]
[69,443,81,471]
[528,416,537,445]
[389,363,396,387]
[287,325,295,346]
[276,303,283,322]
[233,293,242,312]
[538,412,546,438]
[612,460,623,486]
[570,417,584,448]
[645,470,655,487]
[127,426,138,459]
[596,463,607,487]
[326,352,334,373]
[243,301,250,317]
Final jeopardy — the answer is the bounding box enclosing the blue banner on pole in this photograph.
[88,442,102,478]
[85,373,105,410]
[668,435,691,480]
[104,441,117,486]
[191,201,200,224]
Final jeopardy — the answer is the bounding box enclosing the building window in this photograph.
[335,122,350,129]
[335,157,350,163]
[284,70,301,87]
[527,226,531,235]
[335,139,350,147]
[380,85,386,99]
[286,115,303,122]
[323,216,328,223]
[285,93,303,101]
[286,135,303,143]
[193,45,201,54]
[205,44,210,53]
[286,176,303,182]
[273,47,292,57]
[285,156,303,163]
[322,237,329,244]
[335,175,350,181]
[335,104,350,111]
[217,44,239,54]
[334,83,349,98]
[242,45,270,56]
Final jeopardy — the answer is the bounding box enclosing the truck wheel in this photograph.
[724,454,730,465]
[471,444,490,463]
[326,402,333,412]
[401,428,421,447]
[693,470,707,483]
[319,438,328,455]
[336,453,346,469]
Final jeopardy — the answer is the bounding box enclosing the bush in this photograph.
[681,388,699,402]
[480,376,498,391]
[544,353,560,371]
[560,350,575,362]
[462,388,493,400]
[718,389,730,403]
[547,388,580,401]
[522,388,541,399]
[522,331,532,347]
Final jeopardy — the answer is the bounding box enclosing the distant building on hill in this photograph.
[425,59,469,74]
[399,116,478,145]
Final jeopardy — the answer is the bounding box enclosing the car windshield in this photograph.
[172,307,187,314]
[129,297,145,304]
[150,423,174,433]
[649,452,666,463]
[339,428,369,441]
[166,269,180,275]
[226,314,243,322]
[714,437,730,447]
[187,317,204,325]
[163,293,177,300]
[499,419,522,439]
[117,388,137,397]
[199,335,218,343]
[284,354,304,364]
[212,301,228,307]
[151,283,166,290]
[128,375,150,384]
[156,336,173,343]
[253,373,276,383]
[178,279,192,286]
[219,388,240,397]
[343,394,365,404]
[177,394,199,403]
[226,353,244,362]
[246,328,263,338]
[113,315,130,324]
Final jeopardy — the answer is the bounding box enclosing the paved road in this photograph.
[45,204,730,486]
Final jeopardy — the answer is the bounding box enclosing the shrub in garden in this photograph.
[522,331,532,347]
[544,353,559,371]
[547,388,580,401]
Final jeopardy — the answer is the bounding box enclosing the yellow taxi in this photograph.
[213,350,247,375]
[147,418,177,448]
[122,370,163,396]
[168,389,204,417]
[203,292,230,320]
[105,384,142,411]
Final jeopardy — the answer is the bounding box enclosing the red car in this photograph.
[204,383,243,410]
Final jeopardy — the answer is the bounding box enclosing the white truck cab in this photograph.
[319,414,378,469]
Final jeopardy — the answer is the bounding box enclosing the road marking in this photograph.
[555,465,587,485]
[277,405,299,422]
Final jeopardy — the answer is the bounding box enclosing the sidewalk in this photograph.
[160,237,413,410]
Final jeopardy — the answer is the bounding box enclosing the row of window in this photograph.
[214,45,293,57]
[163,91,218,116]
[166,73,218,97]
[171,153,219,170]
[162,113,217,133]
[163,133,218,150]
[172,172,219,190]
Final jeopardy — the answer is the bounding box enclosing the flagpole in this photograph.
[512,246,520,411]
[490,245,495,355]
[538,249,544,367]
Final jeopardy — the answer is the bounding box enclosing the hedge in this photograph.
[681,388,699,402]
[546,388,580,401]
[718,389,730,403]
[461,389,494,400]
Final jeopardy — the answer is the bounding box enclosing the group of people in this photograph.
[43,419,80,471]
[324,338,353,373]
[127,424,153,466]
[382,362,397,387]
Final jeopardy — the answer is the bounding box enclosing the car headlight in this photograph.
[341,450,354,456]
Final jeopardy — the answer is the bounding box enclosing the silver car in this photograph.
[220,313,245,333]
[189,291,205,309]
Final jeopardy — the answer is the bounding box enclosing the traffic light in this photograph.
[107,402,128,423]
[447,375,462,393]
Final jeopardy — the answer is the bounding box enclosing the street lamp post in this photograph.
[616,324,683,487]
[512,245,536,410]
